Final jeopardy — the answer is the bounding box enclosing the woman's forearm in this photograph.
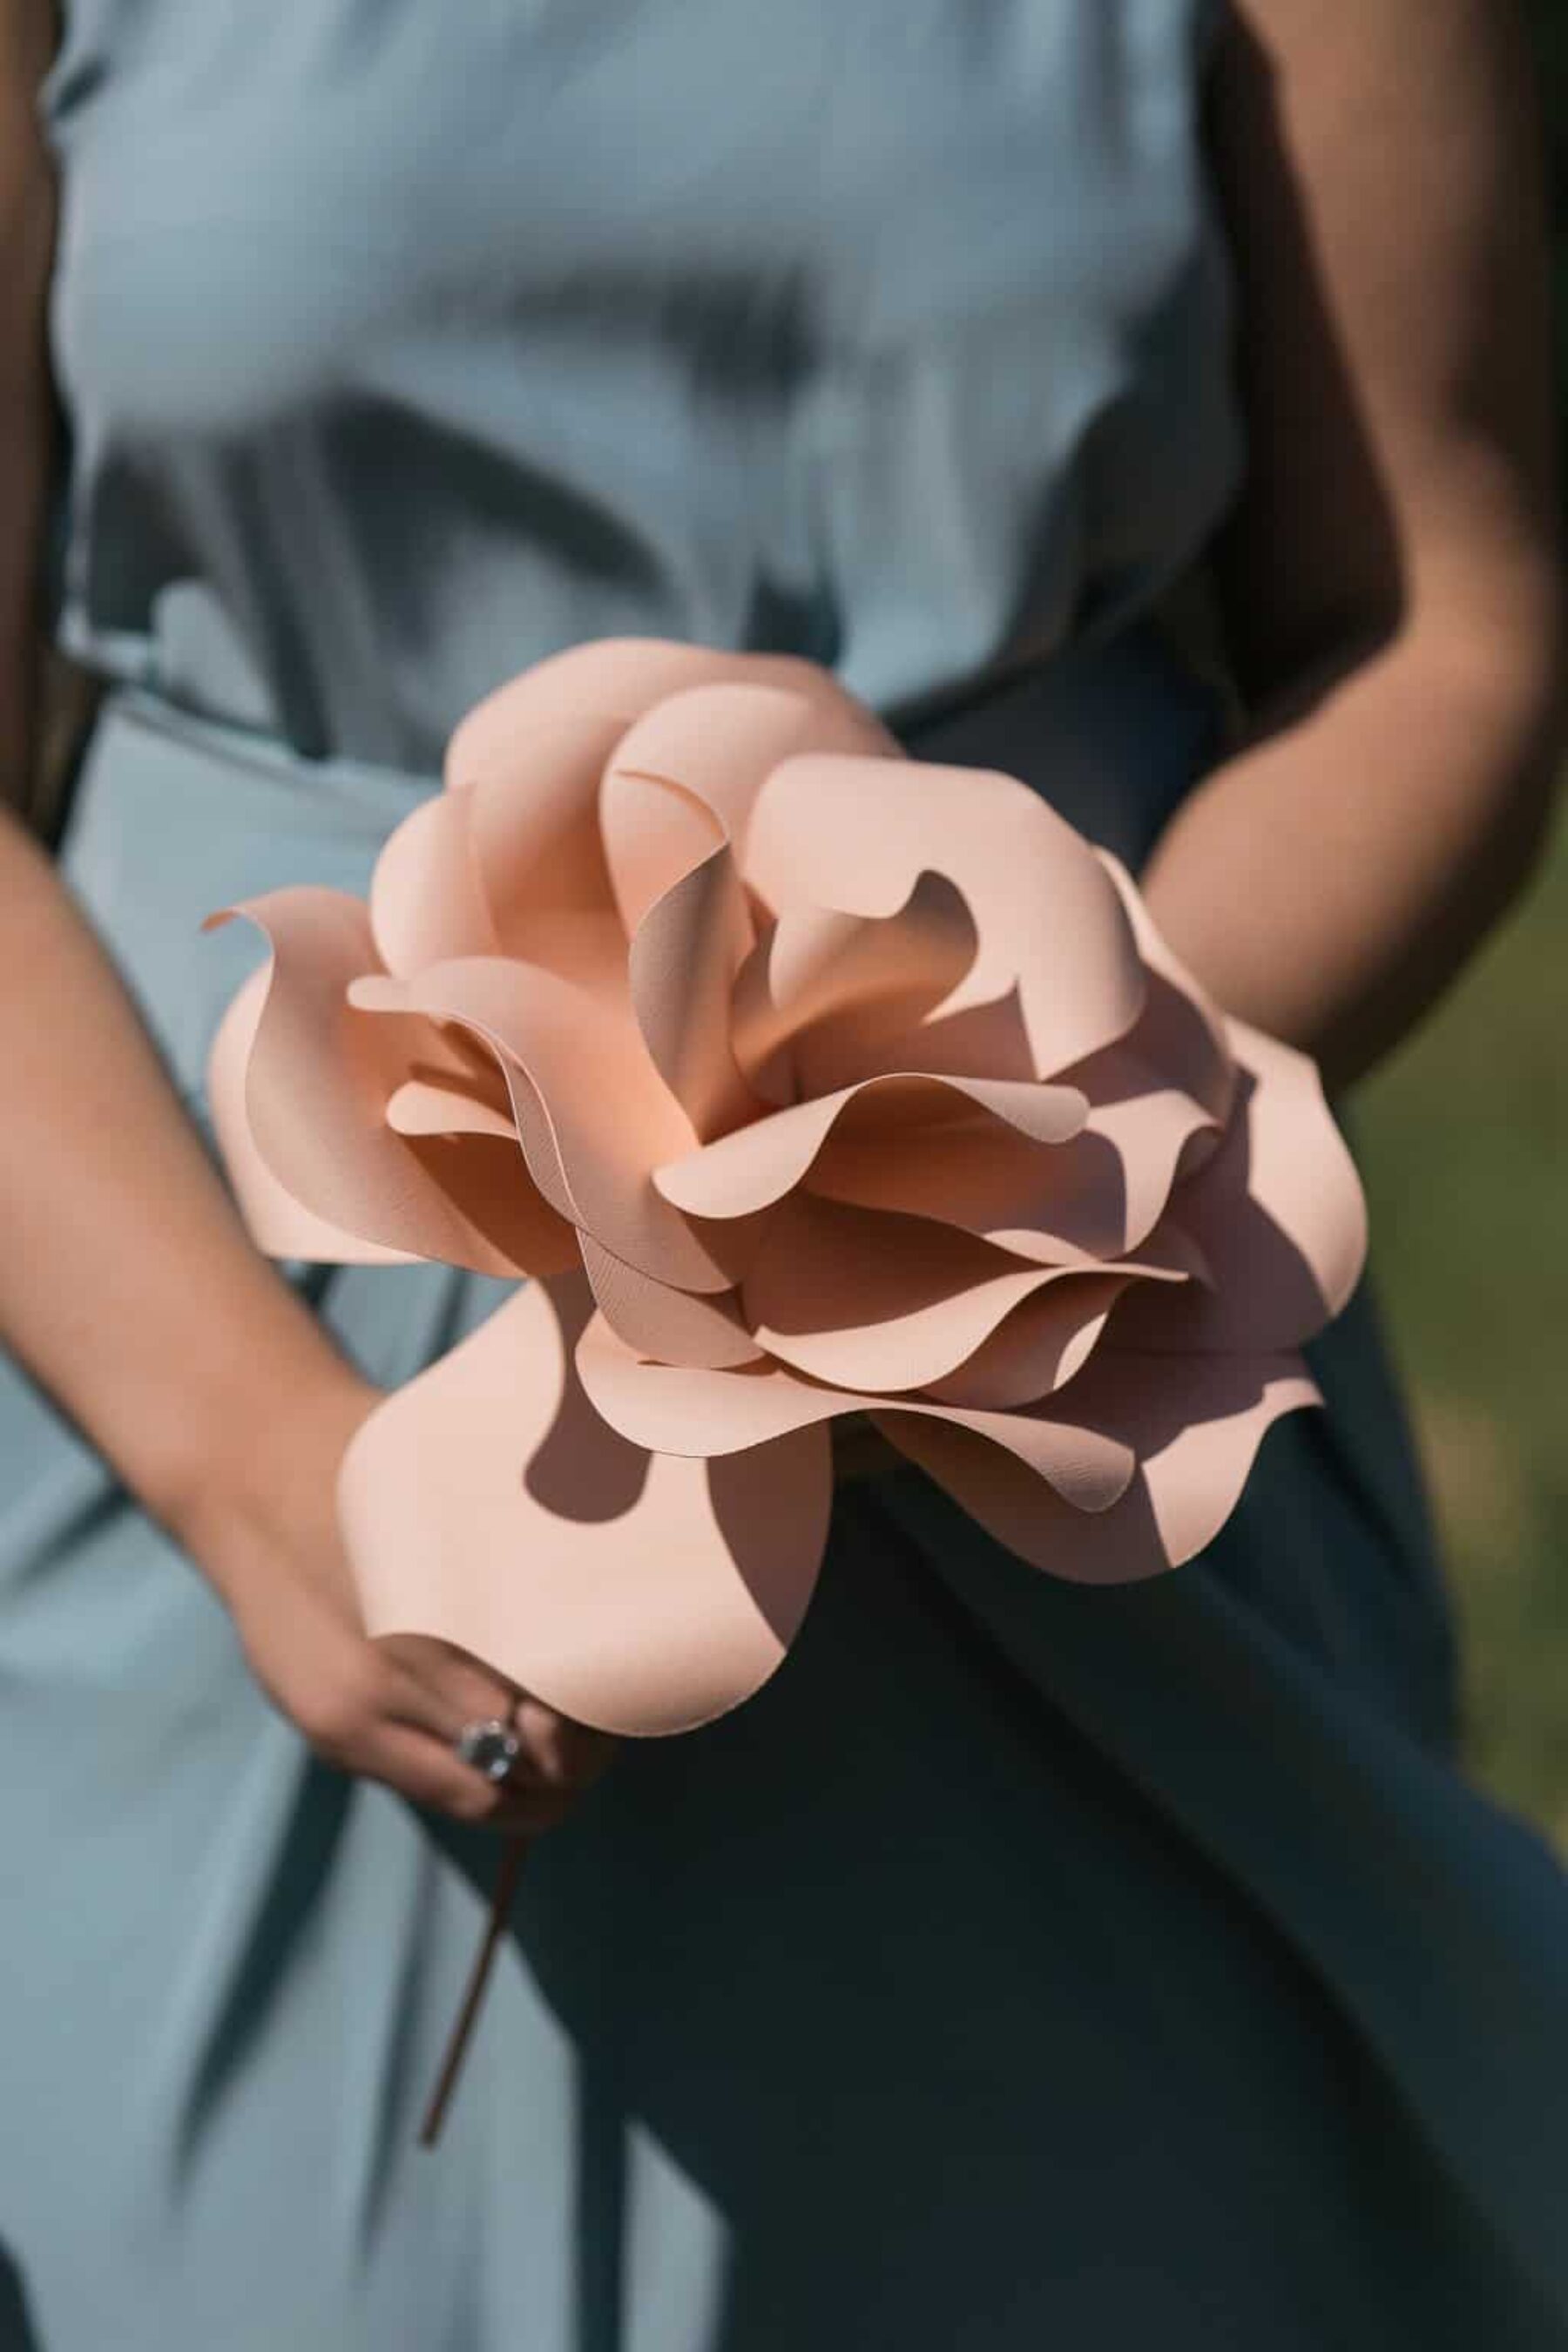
[1141,595,1562,1092]
[0,808,602,1821]
[0,807,371,1558]
[1179,0,1562,1092]
[0,21,355,1571]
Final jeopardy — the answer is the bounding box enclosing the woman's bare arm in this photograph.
[0,4,606,1818]
[1144,0,1562,1089]
[1,5,316,1530]
[0,38,355,1589]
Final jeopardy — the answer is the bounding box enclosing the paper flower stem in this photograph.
[419,1834,531,2148]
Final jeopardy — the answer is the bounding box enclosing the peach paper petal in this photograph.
[868,985,1038,1087]
[384,1078,519,1141]
[463,713,627,970]
[918,1273,1144,1411]
[447,642,821,797]
[627,841,759,1139]
[599,772,724,953]
[450,648,884,951]
[1073,1059,1223,1249]
[877,1349,1318,1584]
[654,1071,1089,1222]
[1088,1345,1322,1565]
[731,871,979,1105]
[449,659,748,979]
[368,787,497,978]
[341,1276,832,1737]
[206,639,1364,1734]
[1209,1017,1367,1321]
[576,1312,1135,1515]
[740,1194,1114,1396]
[603,679,896,934]
[1116,1018,1368,1354]
[808,1053,1215,1261]
[578,1234,763,1370]
[398,1136,582,1276]
[350,956,749,1293]
[207,970,418,1266]
[206,890,567,1276]
[1092,852,1236,1124]
[742,754,1146,1076]
[352,974,575,1231]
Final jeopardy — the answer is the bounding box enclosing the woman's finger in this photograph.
[371,1633,615,1806]
[514,1694,618,1794]
[373,1680,563,1814]
[375,1632,519,1741]
[362,1720,573,1830]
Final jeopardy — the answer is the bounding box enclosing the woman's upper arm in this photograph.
[0,0,57,812]
[1208,0,1561,713]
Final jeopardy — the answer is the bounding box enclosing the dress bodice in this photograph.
[40,0,1240,768]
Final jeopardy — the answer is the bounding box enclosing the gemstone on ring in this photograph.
[455,1718,521,1784]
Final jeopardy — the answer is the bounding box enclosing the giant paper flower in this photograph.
[207,639,1365,1736]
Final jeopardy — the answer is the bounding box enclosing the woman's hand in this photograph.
[179,1358,616,1830]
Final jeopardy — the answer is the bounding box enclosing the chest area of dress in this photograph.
[49,0,1213,436]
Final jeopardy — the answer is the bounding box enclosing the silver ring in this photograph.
[455,1717,522,1785]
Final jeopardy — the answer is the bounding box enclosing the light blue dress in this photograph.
[4,5,1568,2347]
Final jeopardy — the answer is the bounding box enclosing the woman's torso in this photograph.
[13,20,1548,2351]
[40,0,1240,767]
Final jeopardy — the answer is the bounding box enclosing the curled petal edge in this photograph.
[880,1350,1320,1585]
[341,1276,833,1737]
[206,890,570,1276]
[654,1070,1090,1222]
[575,1311,1138,1517]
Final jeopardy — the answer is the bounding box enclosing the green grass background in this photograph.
[1358,829,1567,1842]
[1350,0,1568,1843]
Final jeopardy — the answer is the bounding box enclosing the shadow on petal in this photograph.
[743,754,1146,1076]
[888,983,1037,1086]
[730,870,978,1105]
[874,1414,1141,1581]
[578,1234,761,1372]
[628,841,760,1139]
[743,1194,1076,1395]
[406,1134,581,1277]
[1118,1034,1367,1356]
[524,1271,652,1524]
[1090,854,1237,1124]
[810,1117,1133,1265]
[878,1346,1315,1585]
[353,955,749,1294]
[656,1071,1086,1224]
[343,1276,834,1734]
[707,1437,837,1652]
[207,890,564,1275]
[918,1273,1132,1410]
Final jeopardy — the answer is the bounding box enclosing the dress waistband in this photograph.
[74,613,1227,855]
[90,686,443,829]
[57,691,445,1118]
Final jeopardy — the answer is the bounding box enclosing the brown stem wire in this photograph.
[419,1835,531,2148]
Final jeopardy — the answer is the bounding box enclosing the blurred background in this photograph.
[1355,0,1567,1844]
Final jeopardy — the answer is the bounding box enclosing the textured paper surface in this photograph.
[208,639,1365,1734]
